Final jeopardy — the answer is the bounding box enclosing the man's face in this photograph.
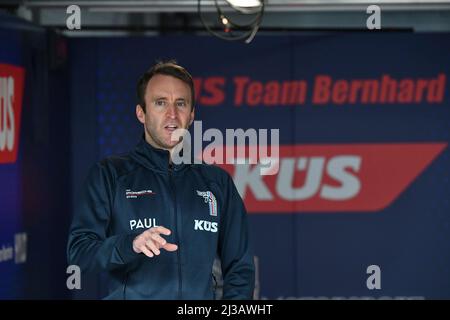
[136,74,194,152]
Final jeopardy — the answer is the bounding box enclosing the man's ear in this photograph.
[136,105,145,124]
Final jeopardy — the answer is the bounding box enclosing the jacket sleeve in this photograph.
[67,162,140,273]
[218,172,255,300]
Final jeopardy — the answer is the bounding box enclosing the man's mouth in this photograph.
[164,125,179,132]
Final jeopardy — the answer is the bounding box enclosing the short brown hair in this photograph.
[136,60,195,113]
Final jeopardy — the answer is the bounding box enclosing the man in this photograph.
[67,61,255,300]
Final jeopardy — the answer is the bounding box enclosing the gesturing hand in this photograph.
[132,226,178,258]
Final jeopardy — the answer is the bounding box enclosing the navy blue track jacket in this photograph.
[67,138,255,299]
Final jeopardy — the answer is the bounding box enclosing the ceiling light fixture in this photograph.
[198,0,265,44]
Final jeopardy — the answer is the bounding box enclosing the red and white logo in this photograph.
[212,143,447,213]
[125,189,156,199]
[0,64,25,164]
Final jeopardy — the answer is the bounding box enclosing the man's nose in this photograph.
[166,103,177,118]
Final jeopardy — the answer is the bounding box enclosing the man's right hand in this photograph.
[132,226,178,258]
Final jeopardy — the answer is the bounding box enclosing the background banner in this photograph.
[73,34,449,299]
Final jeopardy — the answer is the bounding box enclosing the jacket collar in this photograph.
[131,136,187,173]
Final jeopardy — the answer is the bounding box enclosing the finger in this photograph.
[146,240,161,256]
[133,235,146,253]
[152,226,172,236]
[162,243,178,252]
[150,233,167,247]
[141,229,161,244]
[140,246,154,258]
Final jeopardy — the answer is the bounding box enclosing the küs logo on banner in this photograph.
[0,64,25,164]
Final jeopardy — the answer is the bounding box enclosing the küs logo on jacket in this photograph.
[0,64,25,164]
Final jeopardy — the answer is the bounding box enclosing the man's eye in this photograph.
[176,101,186,107]
[155,100,166,106]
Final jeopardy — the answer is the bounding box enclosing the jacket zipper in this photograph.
[169,165,182,299]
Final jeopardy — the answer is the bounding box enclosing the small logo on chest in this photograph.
[196,190,218,216]
[126,189,156,199]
